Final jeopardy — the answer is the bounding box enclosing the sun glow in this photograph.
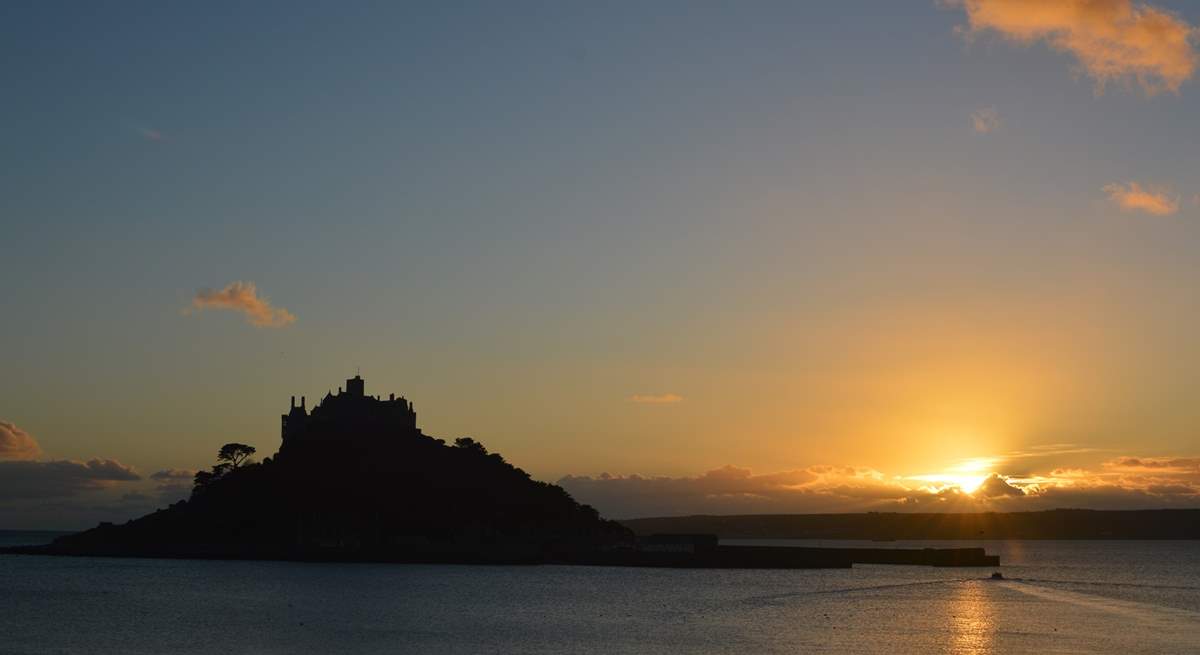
[909,457,1000,494]
[928,473,989,494]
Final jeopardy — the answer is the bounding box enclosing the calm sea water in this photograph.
[1,532,1197,654]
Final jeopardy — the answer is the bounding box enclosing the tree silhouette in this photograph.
[193,443,257,494]
[193,469,215,490]
[218,443,256,469]
[454,437,487,455]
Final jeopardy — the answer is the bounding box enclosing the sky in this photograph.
[3,0,1200,528]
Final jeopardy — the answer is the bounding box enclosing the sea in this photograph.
[1,531,1198,654]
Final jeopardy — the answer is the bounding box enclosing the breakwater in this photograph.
[1,535,1000,569]
[577,534,1000,569]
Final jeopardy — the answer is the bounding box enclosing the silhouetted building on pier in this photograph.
[280,374,418,454]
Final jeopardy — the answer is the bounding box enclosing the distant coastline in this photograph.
[621,509,1200,540]
[6,508,1198,548]
[0,530,74,548]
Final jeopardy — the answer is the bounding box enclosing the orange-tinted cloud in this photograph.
[0,427,157,528]
[0,421,42,460]
[1104,456,1200,472]
[976,472,1025,496]
[950,0,1198,95]
[0,458,140,500]
[971,106,1000,133]
[628,393,684,404]
[561,465,819,517]
[189,281,296,328]
[1103,181,1180,215]
[561,453,1200,518]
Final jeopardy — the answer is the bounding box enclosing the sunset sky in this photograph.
[4,1,1200,528]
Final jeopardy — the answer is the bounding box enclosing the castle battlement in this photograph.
[280,375,418,452]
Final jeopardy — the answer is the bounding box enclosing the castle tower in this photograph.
[282,394,309,443]
[280,374,420,454]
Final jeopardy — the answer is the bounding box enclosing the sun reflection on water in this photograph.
[948,581,995,654]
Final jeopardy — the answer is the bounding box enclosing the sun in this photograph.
[909,457,999,495]
[935,473,988,494]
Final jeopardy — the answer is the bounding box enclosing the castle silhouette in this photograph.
[280,374,418,453]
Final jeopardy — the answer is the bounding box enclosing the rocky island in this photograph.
[16,375,631,563]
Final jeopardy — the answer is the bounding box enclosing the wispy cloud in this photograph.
[1103,181,1180,215]
[0,421,41,461]
[628,393,684,404]
[948,0,1199,95]
[1105,456,1200,472]
[188,281,296,328]
[971,106,1000,133]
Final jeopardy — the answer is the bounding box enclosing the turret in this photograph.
[282,393,310,446]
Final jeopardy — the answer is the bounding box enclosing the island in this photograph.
[16,375,629,564]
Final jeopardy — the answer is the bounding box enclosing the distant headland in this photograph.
[622,509,1200,540]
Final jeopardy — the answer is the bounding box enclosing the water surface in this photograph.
[2,536,1197,654]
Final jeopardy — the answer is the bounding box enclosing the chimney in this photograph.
[389,393,395,401]
[291,396,295,409]
[301,396,306,410]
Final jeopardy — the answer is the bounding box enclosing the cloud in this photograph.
[628,393,684,404]
[971,106,1001,133]
[150,468,196,480]
[560,452,1200,518]
[148,468,195,505]
[0,445,188,529]
[0,463,195,529]
[188,281,296,328]
[1103,181,1180,215]
[0,422,153,526]
[1105,456,1200,472]
[0,458,140,500]
[0,421,41,460]
[949,0,1199,95]
[976,473,1026,497]
[561,465,820,517]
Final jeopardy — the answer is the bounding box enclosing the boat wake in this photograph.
[996,579,1200,628]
